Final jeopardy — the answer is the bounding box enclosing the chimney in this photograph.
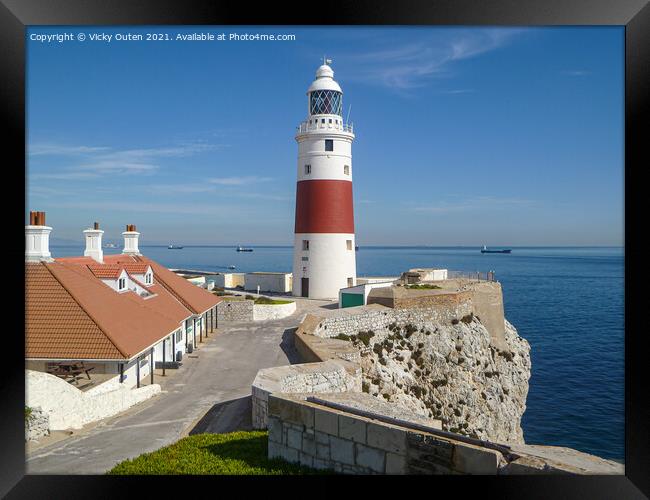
[25,210,53,262]
[83,221,104,263]
[122,224,141,255]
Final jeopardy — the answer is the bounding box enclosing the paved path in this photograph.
[26,298,332,474]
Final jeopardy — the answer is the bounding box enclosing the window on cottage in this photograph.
[304,164,311,175]
[118,277,126,290]
[302,240,309,251]
[325,139,333,151]
[344,165,350,175]
[346,240,352,250]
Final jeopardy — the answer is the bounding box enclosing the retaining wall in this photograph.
[253,301,296,321]
[26,370,161,430]
[216,299,254,322]
[267,393,624,475]
[251,360,361,429]
[25,406,50,441]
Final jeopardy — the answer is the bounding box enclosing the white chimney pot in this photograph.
[25,225,53,262]
[84,227,104,263]
[122,230,141,255]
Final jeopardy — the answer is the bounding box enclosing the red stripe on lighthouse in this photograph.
[295,180,354,234]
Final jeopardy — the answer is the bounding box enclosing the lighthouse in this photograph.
[292,60,356,299]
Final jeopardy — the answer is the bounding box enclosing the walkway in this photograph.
[26,297,332,474]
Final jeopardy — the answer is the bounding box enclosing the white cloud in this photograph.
[411,196,535,213]
[342,29,523,90]
[28,141,227,178]
[207,176,273,186]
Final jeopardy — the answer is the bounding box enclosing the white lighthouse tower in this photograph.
[292,60,357,299]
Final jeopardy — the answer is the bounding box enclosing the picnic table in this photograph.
[46,362,94,385]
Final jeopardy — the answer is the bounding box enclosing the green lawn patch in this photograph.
[108,431,329,475]
[254,297,293,305]
[406,284,442,290]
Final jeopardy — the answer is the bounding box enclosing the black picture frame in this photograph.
[1,0,647,497]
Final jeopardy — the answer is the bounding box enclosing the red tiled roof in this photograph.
[25,252,222,361]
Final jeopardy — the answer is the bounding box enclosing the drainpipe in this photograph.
[150,347,154,385]
[136,357,140,388]
[193,317,197,349]
[119,363,124,383]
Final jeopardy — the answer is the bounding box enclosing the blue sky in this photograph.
[26,26,624,246]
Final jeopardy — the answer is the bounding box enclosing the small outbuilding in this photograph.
[245,272,293,294]
[338,280,394,308]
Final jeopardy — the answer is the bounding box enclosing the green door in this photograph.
[341,292,364,308]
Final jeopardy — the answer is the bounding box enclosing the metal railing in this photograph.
[296,120,354,134]
[447,270,497,282]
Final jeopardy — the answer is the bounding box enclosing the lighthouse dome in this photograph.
[307,63,342,93]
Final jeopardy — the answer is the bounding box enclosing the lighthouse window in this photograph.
[344,165,350,175]
[304,164,311,175]
[310,89,343,116]
[325,139,334,152]
[302,240,309,251]
[329,119,332,124]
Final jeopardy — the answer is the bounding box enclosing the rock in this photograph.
[358,316,530,444]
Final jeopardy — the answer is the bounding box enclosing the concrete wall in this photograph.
[25,406,50,441]
[212,273,246,289]
[216,299,254,322]
[267,393,624,475]
[26,369,160,430]
[253,301,296,321]
[245,273,292,293]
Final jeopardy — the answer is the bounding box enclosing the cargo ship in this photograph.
[481,245,511,254]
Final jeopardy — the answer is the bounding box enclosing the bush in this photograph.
[108,431,330,475]
[357,330,375,346]
[24,406,32,423]
[362,382,370,393]
[460,313,474,324]
[406,284,442,290]
[451,318,459,325]
[334,334,351,341]
[254,297,293,305]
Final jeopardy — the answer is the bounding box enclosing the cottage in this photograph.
[25,212,222,390]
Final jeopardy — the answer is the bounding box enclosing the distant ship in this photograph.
[228,265,236,269]
[168,244,184,249]
[481,245,511,254]
[236,246,253,252]
[104,242,117,248]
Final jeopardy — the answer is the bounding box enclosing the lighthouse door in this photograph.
[301,278,309,297]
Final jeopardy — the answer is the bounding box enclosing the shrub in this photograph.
[382,393,390,401]
[372,344,383,355]
[406,284,442,290]
[378,358,387,366]
[460,313,474,324]
[362,382,370,393]
[334,334,351,341]
[24,406,32,423]
[451,318,459,325]
[357,330,375,346]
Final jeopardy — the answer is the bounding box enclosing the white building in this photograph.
[292,60,357,300]
[245,272,292,294]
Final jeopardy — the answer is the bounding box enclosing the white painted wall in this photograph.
[293,233,356,300]
[245,273,292,293]
[253,301,296,320]
[297,134,354,182]
[408,268,448,281]
[212,273,245,288]
[26,370,160,430]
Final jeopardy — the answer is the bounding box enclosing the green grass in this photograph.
[406,284,442,290]
[108,431,329,475]
[25,406,32,423]
[254,297,293,305]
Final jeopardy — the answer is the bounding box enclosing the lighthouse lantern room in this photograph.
[292,60,357,300]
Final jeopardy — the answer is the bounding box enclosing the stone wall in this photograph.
[253,301,296,321]
[309,301,474,340]
[216,299,254,322]
[26,370,161,430]
[267,393,623,475]
[25,406,49,441]
[251,360,361,429]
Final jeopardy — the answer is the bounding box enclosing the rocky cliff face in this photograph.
[348,315,530,444]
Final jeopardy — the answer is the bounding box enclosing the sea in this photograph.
[49,244,625,462]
